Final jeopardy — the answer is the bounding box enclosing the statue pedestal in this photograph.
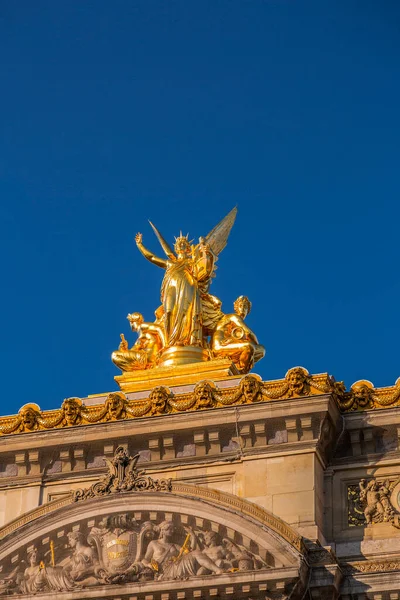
[114,358,239,393]
[157,345,209,368]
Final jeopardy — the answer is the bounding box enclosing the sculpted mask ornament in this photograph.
[193,381,215,408]
[339,378,400,412]
[285,367,309,397]
[149,386,170,415]
[351,380,374,409]
[106,392,127,420]
[240,374,262,403]
[62,397,83,426]
[19,404,41,432]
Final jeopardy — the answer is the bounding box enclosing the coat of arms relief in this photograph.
[0,448,269,595]
[0,512,269,594]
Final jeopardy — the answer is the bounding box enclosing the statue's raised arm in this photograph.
[135,232,168,269]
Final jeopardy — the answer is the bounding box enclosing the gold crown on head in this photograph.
[174,232,194,245]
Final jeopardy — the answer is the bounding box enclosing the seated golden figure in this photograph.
[212,296,265,374]
[111,309,166,372]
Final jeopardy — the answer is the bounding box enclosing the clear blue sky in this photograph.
[1,1,399,413]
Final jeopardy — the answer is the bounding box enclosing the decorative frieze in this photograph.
[338,378,400,412]
[0,511,278,595]
[0,471,306,598]
[0,369,341,436]
[2,370,400,440]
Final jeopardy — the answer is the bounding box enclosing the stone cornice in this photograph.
[0,568,303,600]
[1,368,399,441]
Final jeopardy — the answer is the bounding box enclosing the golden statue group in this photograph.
[112,208,265,375]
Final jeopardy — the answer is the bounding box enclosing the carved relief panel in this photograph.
[0,508,272,595]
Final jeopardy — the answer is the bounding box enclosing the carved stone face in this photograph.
[203,530,220,546]
[62,399,81,425]
[241,375,260,402]
[150,387,169,414]
[67,532,83,548]
[194,382,214,408]
[159,521,175,541]
[114,445,128,465]
[286,369,307,395]
[27,547,38,566]
[107,393,125,420]
[21,408,38,431]
[352,384,372,407]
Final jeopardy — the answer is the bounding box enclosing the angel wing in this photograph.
[204,206,237,256]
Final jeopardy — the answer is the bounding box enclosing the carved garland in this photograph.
[338,378,400,412]
[3,369,400,435]
[0,368,344,435]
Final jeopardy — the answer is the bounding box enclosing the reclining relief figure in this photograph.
[141,521,223,580]
[21,547,75,594]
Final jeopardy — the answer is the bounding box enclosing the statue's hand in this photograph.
[135,232,143,245]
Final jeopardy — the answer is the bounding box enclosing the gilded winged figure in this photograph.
[112,207,265,373]
[135,207,237,348]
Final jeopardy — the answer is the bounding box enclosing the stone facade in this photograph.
[0,369,400,599]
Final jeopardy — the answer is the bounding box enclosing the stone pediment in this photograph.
[0,482,306,600]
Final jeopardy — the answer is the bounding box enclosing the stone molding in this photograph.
[0,568,303,600]
[0,483,304,556]
[0,485,308,599]
[0,392,340,483]
[1,370,400,442]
